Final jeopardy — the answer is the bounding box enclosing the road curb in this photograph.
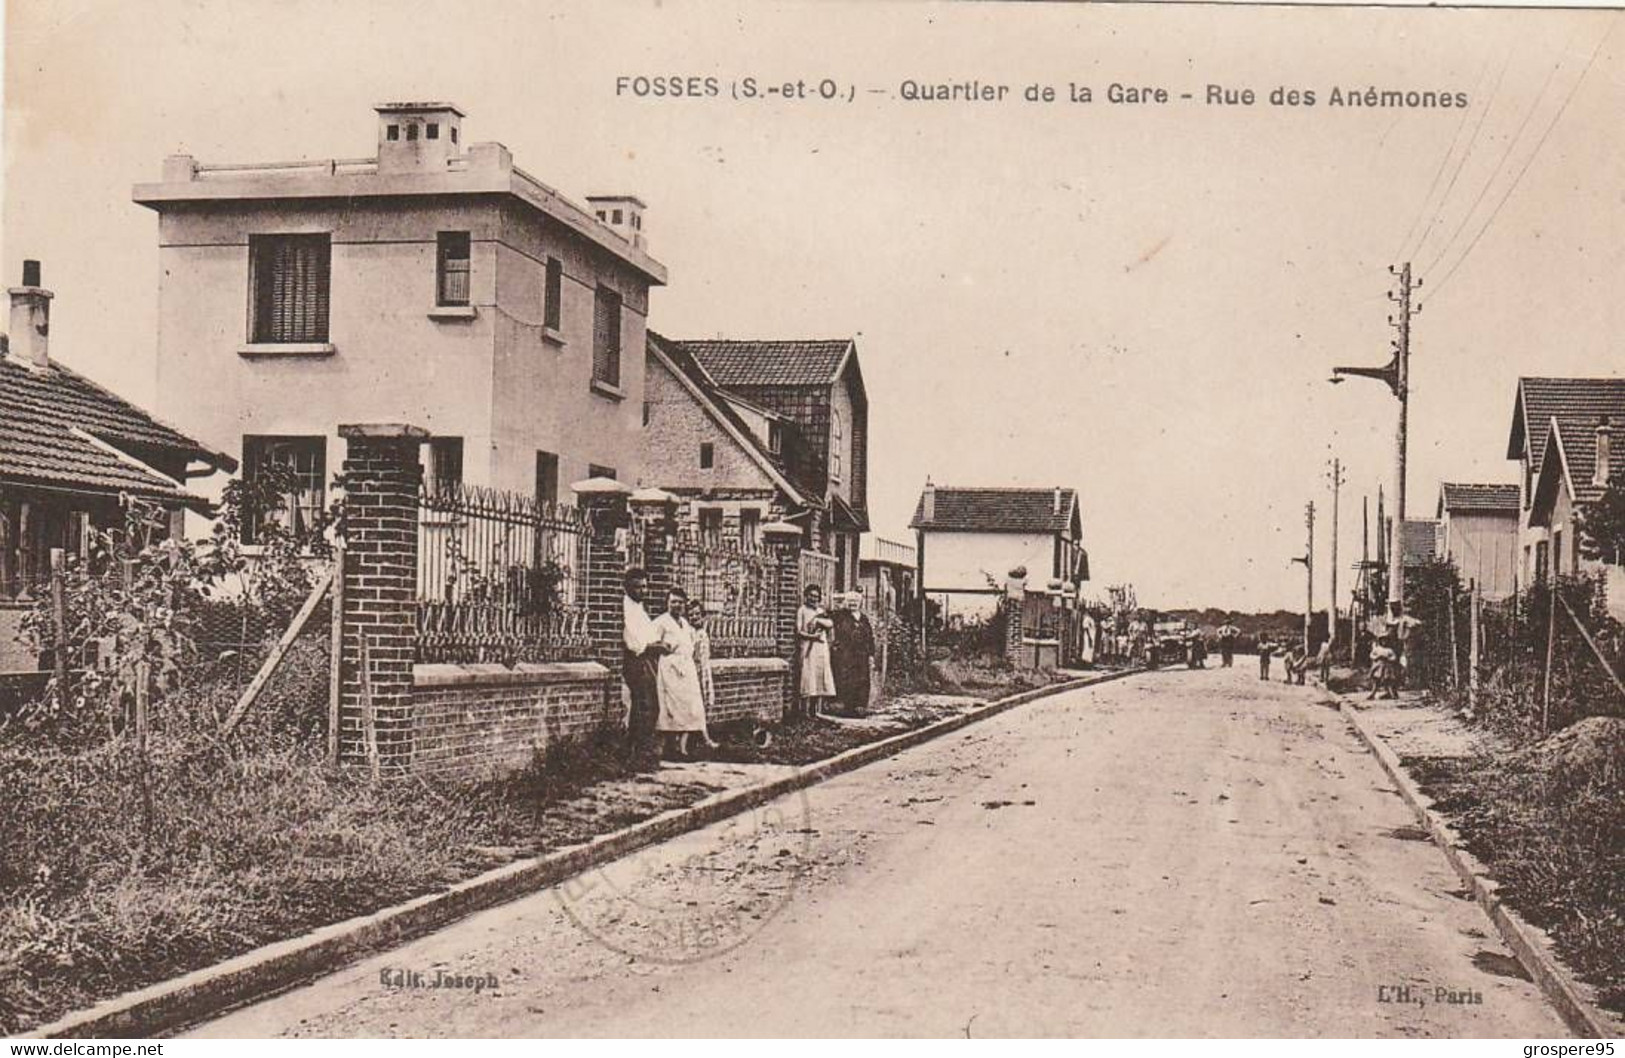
[1334,694,1621,1040]
[28,667,1138,1040]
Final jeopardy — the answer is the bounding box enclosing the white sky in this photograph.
[5,0,1624,612]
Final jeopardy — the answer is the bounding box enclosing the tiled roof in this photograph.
[644,333,813,508]
[1509,377,1625,472]
[673,339,853,388]
[1542,416,1625,507]
[0,353,232,504]
[1401,519,1439,565]
[909,486,1079,534]
[1439,482,1520,514]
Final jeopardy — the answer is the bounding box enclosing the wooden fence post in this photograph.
[1468,586,1481,712]
[327,541,345,766]
[49,548,69,700]
[1542,582,1557,735]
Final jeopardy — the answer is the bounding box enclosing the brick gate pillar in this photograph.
[763,521,804,712]
[629,488,680,611]
[1003,569,1028,666]
[336,423,428,772]
[574,478,634,722]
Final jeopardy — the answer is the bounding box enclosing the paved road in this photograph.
[191,665,1567,1037]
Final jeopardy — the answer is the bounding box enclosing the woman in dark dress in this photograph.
[828,592,876,716]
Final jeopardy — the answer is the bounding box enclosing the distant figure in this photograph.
[1316,638,1333,684]
[1258,637,1276,681]
[687,600,721,750]
[1282,643,1308,685]
[1386,601,1423,690]
[829,591,876,717]
[1187,634,1207,669]
[1217,622,1240,667]
[1369,630,1401,700]
[798,584,838,720]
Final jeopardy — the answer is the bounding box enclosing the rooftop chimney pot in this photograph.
[8,258,53,371]
[1595,417,1613,488]
[922,480,937,523]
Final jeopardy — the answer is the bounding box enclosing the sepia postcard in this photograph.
[3,0,1624,1044]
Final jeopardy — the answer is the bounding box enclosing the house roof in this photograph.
[1438,482,1521,516]
[1507,377,1625,474]
[0,352,234,505]
[1530,413,1625,515]
[673,339,854,388]
[909,486,1080,535]
[643,333,813,508]
[1400,519,1439,566]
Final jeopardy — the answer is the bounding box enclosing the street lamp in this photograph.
[1330,263,1417,610]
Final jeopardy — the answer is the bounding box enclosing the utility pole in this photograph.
[1327,458,1345,649]
[1331,261,1418,610]
[1292,501,1315,653]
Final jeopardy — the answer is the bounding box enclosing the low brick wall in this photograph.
[411,662,615,778]
[708,656,789,728]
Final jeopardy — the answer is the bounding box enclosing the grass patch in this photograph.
[1402,738,1625,1017]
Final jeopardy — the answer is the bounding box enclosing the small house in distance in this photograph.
[909,483,1088,622]
[1436,482,1520,600]
[858,534,916,618]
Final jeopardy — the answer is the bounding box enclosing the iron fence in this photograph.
[798,548,837,604]
[670,532,777,657]
[416,482,593,664]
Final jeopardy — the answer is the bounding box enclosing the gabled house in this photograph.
[1400,518,1440,570]
[643,335,869,588]
[1436,482,1520,600]
[1507,377,1625,582]
[133,102,667,529]
[909,483,1088,620]
[1,261,235,669]
[641,332,814,552]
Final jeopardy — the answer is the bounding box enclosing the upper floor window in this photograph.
[437,232,471,306]
[700,442,714,469]
[767,421,783,455]
[426,123,439,140]
[241,435,325,544]
[739,508,761,552]
[592,286,622,388]
[698,507,724,544]
[829,410,844,483]
[250,234,330,344]
[543,257,563,331]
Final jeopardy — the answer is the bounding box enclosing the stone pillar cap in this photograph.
[761,521,802,538]
[571,477,634,496]
[628,487,680,505]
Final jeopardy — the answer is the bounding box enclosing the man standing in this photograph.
[622,569,670,763]
[1386,601,1423,690]
[1257,636,1276,681]
[1217,620,1240,667]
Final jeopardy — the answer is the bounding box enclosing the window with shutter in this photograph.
[436,232,471,306]
[250,234,331,343]
[592,286,622,387]
[544,257,563,330]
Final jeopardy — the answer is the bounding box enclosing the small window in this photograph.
[588,464,617,482]
[543,257,563,330]
[740,508,761,551]
[249,234,330,343]
[436,231,471,306]
[535,451,559,506]
[450,126,458,144]
[699,443,714,469]
[767,421,783,455]
[592,286,622,388]
[241,435,326,545]
[386,124,400,141]
[426,437,464,496]
[406,123,418,141]
[642,401,652,427]
[829,410,844,483]
[426,123,439,140]
[698,508,724,544]
[596,210,607,221]
[612,209,624,225]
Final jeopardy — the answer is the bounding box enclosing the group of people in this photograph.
[622,568,723,762]
[796,583,877,720]
[1367,601,1423,700]
[621,571,880,763]
[1256,636,1334,686]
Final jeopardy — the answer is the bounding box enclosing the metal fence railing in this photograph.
[798,549,837,604]
[671,533,777,657]
[416,482,593,664]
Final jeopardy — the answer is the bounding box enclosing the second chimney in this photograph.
[922,480,936,523]
[1053,486,1063,515]
[1596,417,1613,488]
[8,259,52,371]
[587,195,648,252]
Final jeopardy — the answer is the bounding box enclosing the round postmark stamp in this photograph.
[554,787,816,964]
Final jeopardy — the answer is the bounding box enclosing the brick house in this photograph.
[641,334,870,588]
[909,483,1088,622]
[1435,483,1520,600]
[1506,377,1625,582]
[0,262,235,671]
[132,102,666,533]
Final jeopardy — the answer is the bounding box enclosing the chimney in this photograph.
[8,259,52,371]
[375,102,464,175]
[586,195,648,251]
[1053,486,1063,515]
[1595,417,1613,488]
[922,479,936,523]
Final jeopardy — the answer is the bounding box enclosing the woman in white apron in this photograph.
[653,587,710,757]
